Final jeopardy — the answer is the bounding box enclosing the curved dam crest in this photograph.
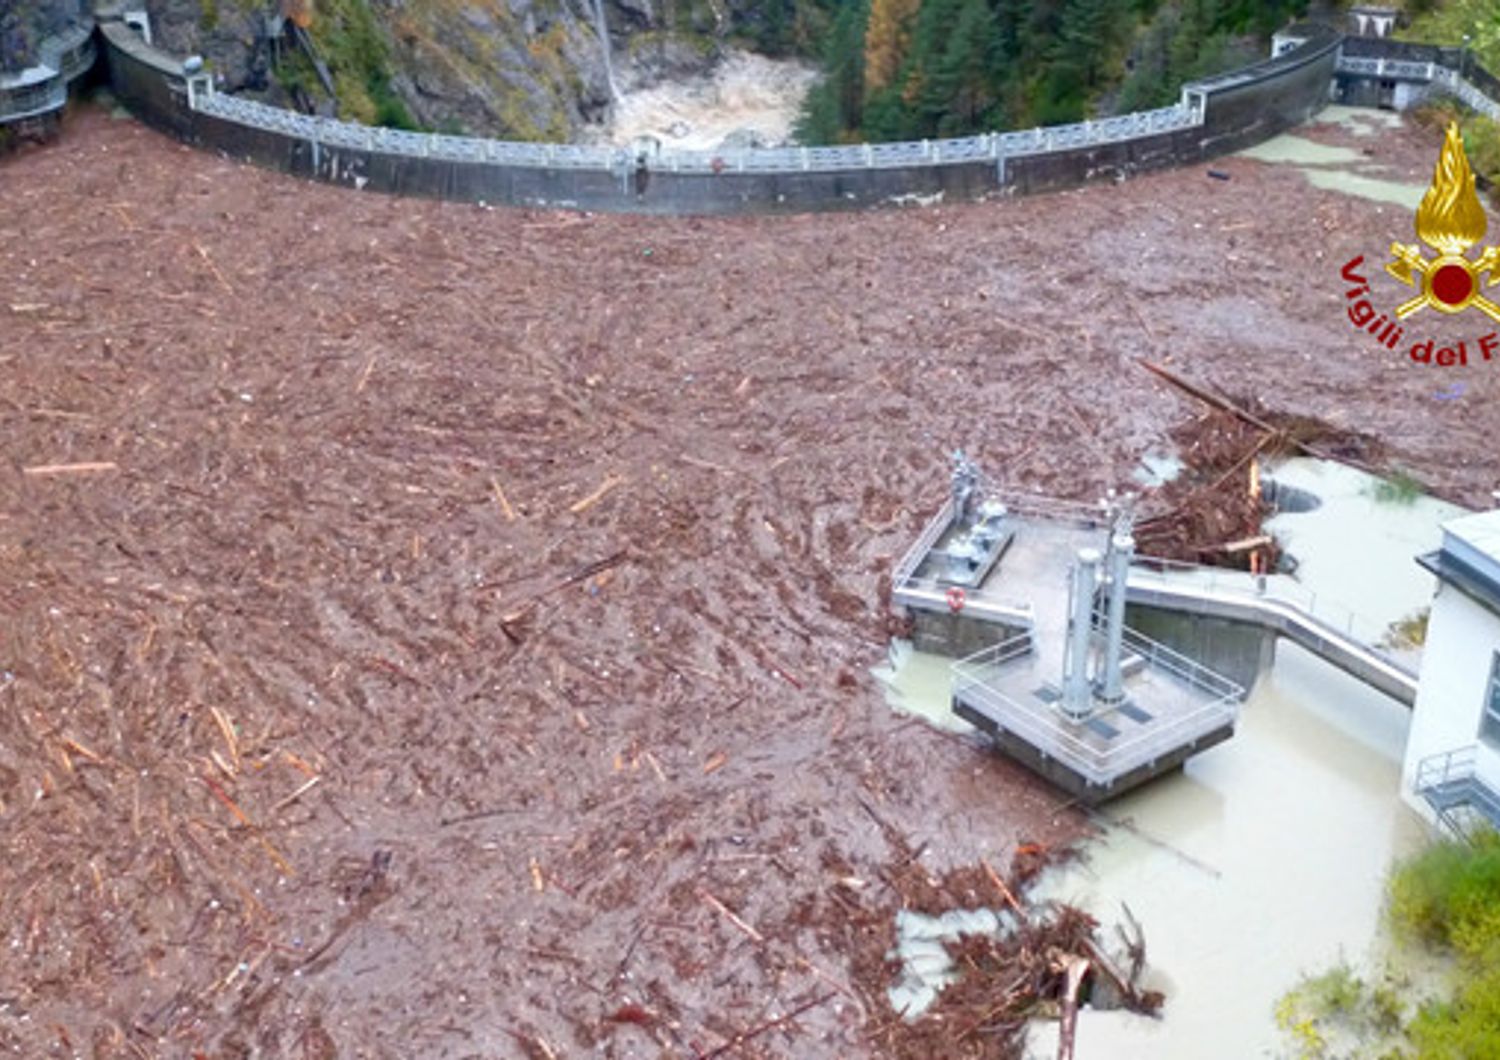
[9,13,1500,214]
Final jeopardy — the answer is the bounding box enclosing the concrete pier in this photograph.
[893,481,1245,803]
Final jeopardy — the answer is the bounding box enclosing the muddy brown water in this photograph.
[1,104,1497,1057]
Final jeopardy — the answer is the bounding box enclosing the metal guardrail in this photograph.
[890,489,1109,621]
[1430,66,1500,120]
[1128,555,1396,652]
[194,88,1199,175]
[1125,554,1420,706]
[1335,56,1436,80]
[952,630,1038,674]
[1120,625,1244,702]
[1334,51,1500,120]
[952,626,1241,789]
[1415,744,1476,793]
[195,92,624,168]
[891,496,956,588]
[976,486,1113,529]
[1413,745,1500,838]
[0,21,96,125]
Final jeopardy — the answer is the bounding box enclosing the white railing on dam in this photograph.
[1430,66,1500,120]
[1334,53,1500,120]
[91,18,1498,212]
[0,21,96,124]
[181,38,1500,180]
[193,85,1201,175]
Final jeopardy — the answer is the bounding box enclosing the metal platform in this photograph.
[1125,562,1418,706]
[1415,746,1500,840]
[891,491,1112,637]
[952,628,1241,803]
[892,471,1247,803]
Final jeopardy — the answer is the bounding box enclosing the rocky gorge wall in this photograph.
[136,0,792,143]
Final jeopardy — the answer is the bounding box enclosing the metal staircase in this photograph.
[1415,746,1500,841]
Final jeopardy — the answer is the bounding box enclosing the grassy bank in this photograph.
[1277,829,1500,1058]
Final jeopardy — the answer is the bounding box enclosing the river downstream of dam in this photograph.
[585,50,818,150]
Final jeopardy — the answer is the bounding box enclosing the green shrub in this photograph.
[1407,971,1500,1059]
[1385,830,1500,1056]
[312,0,421,130]
[1369,470,1424,506]
[1388,830,1500,953]
[1277,832,1500,1058]
[1462,115,1500,205]
[1381,609,1430,651]
[1274,960,1384,1059]
[1401,0,1500,77]
[1411,99,1464,132]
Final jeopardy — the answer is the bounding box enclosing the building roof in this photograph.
[1419,509,1500,618]
[1446,509,1500,572]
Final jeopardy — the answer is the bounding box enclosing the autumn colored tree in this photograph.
[863,0,922,95]
[798,0,1310,144]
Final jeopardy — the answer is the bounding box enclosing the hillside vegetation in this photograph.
[797,0,1308,144]
[1402,0,1500,205]
[1277,831,1500,1058]
[142,0,841,139]
[1402,0,1500,71]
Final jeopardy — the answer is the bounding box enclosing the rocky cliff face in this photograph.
[140,0,781,141]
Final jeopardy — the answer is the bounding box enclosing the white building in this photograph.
[1349,5,1398,39]
[1402,509,1500,833]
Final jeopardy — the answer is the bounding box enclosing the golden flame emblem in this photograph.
[1387,122,1500,320]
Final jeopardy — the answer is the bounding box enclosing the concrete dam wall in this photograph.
[16,13,1500,215]
[93,14,1344,215]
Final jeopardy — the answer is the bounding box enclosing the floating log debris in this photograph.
[823,836,1161,1060]
[22,461,118,476]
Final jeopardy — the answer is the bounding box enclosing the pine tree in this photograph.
[911,0,996,135]
[1058,0,1130,90]
[795,0,869,142]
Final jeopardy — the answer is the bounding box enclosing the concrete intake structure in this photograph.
[892,469,1245,804]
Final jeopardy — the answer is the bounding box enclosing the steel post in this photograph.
[1099,532,1135,704]
[1062,548,1101,721]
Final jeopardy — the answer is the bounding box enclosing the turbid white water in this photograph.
[1024,641,1428,1059]
[586,50,818,150]
[1236,105,1428,208]
[1264,458,1466,640]
[888,907,1020,1017]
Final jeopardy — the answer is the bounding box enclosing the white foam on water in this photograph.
[587,50,818,150]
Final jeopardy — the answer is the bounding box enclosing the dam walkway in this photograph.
[1125,560,1419,707]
